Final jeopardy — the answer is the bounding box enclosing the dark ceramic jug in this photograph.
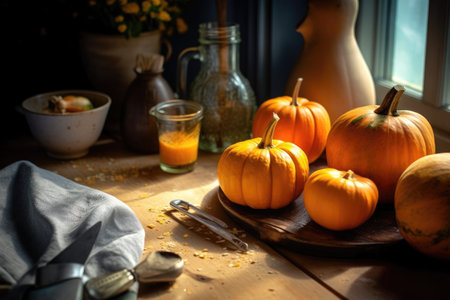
[121,54,174,153]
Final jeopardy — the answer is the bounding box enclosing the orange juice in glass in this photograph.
[150,100,203,173]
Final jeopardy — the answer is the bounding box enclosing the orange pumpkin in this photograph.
[218,113,309,209]
[252,78,330,163]
[304,168,378,231]
[395,153,450,260]
[326,85,435,203]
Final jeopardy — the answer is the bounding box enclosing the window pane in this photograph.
[391,0,429,92]
[444,18,450,111]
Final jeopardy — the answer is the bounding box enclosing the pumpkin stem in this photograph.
[291,78,303,106]
[343,170,354,180]
[374,85,405,116]
[258,113,280,149]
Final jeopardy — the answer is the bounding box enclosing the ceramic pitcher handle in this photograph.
[161,37,173,62]
[176,47,199,99]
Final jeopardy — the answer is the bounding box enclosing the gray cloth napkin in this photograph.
[0,160,145,288]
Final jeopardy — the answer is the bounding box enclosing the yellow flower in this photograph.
[159,10,171,21]
[142,1,151,12]
[176,17,187,34]
[118,24,127,32]
[167,6,180,13]
[83,0,187,37]
[122,2,140,14]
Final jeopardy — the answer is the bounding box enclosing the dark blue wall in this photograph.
[163,0,307,104]
[3,0,307,142]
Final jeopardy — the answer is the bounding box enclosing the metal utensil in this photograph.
[26,221,102,300]
[85,251,184,299]
[170,199,249,252]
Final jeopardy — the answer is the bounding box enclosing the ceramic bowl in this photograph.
[21,90,111,159]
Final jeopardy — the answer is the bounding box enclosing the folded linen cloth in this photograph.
[0,160,144,295]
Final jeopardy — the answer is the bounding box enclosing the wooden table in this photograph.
[1,137,449,300]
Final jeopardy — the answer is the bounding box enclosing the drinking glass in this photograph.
[149,100,203,174]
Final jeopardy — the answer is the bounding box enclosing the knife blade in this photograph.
[26,221,102,300]
[47,221,102,265]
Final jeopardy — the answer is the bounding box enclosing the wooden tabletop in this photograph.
[1,137,449,300]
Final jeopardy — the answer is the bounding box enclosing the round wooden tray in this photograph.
[217,162,404,257]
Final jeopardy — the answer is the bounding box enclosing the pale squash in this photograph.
[395,153,450,260]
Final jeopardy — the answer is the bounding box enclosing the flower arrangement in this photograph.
[77,0,189,38]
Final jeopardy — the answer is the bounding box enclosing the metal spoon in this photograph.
[85,251,184,299]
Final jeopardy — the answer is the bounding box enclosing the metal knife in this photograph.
[25,221,102,300]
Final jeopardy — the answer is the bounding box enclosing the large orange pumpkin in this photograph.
[252,78,330,163]
[218,113,309,209]
[304,168,378,231]
[326,85,435,203]
[395,153,450,260]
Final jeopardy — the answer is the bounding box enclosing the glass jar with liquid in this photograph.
[177,22,256,153]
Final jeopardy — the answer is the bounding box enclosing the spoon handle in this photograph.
[85,269,135,300]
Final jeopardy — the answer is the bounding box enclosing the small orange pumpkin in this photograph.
[326,85,435,203]
[252,78,330,163]
[218,113,309,209]
[304,168,378,231]
[395,153,450,260]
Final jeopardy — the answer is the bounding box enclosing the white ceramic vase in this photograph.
[285,0,375,122]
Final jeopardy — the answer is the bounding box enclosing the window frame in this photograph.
[356,0,450,152]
